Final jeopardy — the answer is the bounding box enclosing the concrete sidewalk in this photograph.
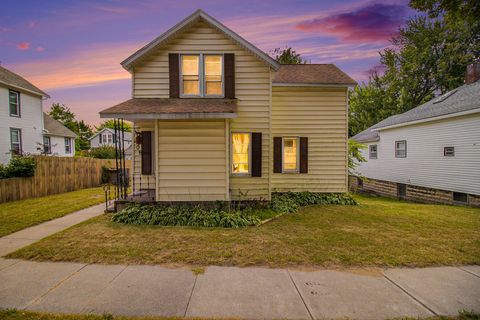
[0,203,105,256]
[0,259,478,319]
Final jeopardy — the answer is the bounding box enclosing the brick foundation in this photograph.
[349,175,480,207]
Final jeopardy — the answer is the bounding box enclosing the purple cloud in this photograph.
[296,3,407,43]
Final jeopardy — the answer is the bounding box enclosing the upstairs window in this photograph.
[43,136,51,154]
[283,137,299,172]
[65,138,72,154]
[369,144,378,159]
[395,140,407,158]
[231,133,250,174]
[180,54,223,97]
[9,90,20,117]
[101,133,113,144]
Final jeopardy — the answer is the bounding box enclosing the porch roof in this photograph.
[99,98,237,120]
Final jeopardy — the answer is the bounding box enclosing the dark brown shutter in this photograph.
[99,134,102,144]
[251,132,262,177]
[141,131,152,175]
[300,137,308,173]
[273,137,282,173]
[169,53,179,98]
[224,53,235,98]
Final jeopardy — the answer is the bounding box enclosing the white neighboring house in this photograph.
[89,128,132,159]
[42,113,77,157]
[0,66,49,164]
[352,64,480,206]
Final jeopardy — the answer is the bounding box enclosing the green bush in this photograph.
[0,155,36,179]
[270,192,357,213]
[112,204,261,228]
[88,146,117,159]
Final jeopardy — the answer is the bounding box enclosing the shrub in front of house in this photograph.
[269,192,357,213]
[112,204,261,228]
[0,155,36,179]
[88,146,117,159]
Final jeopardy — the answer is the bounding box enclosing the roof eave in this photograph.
[272,82,356,88]
[0,80,50,98]
[100,112,237,120]
[121,9,280,71]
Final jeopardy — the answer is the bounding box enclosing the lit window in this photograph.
[181,55,200,95]
[283,137,299,172]
[43,136,51,154]
[232,133,250,174]
[369,144,378,159]
[10,128,22,155]
[180,54,223,97]
[395,140,407,158]
[9,90,20,117]
[204,55,222,96]
[65,138,72,154]
[444,146,454,157]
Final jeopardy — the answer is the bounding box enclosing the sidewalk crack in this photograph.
[457,267,480,279]
[383,273,437,316]
[287,269,314,320]
[184,273,198,317]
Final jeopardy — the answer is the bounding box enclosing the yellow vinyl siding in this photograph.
[133,20,271,200]
[271,86,348,193]
[132,121,156,191]
[157,120,227,201]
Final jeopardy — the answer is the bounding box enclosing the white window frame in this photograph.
[10,128,22,155]
[179,53,224,98]
[395,140,407,158]
[282,136,300,173]
[9,90,21,117]
[369,144,378,159]
[65,138,72,154]
[230,132,251,176]
[102,133,113,144]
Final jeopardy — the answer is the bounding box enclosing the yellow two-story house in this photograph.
[100,9,356,202]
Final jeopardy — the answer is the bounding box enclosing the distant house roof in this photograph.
[100,98,237,119]
[351,126,379,143]
[89,127,133,142]
[273,64,357,86]
[373,80,480,130]
[121,9,279,71]
[43,114,77,138]
[0,66,49,98]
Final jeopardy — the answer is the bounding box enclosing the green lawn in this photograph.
[0,187,105,237]
[7,194,480,268]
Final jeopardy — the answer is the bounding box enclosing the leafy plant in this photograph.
[0,155,36,179]
[88,146,117,159]
[270,192,357,213]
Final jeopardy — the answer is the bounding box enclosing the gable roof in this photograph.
[89,127,133,141]
[351,126,379,143]
[43,114,77,138]
[121,9,279,71]
[0,66,49,98]
[373,80,480,130]
[273,64,357,86]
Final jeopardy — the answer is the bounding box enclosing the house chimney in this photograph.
[466,62,480,84]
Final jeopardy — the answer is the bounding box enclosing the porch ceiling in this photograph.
[99,98,237,120]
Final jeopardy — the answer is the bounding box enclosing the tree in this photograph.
[348,2,479,136]
[348,140,366,176]
[95,119,132,133]
[271,47,307,64]
[48,103,93,153]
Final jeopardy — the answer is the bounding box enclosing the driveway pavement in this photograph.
[0,204,479,319]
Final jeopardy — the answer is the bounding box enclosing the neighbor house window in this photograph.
[231,133,250,174]
[9,90,20,117]
[397,183,407,198]
[369,144,378,159]
[444,146,454,157]
[283,137,299,172]
[395,140,407,158]
[10,128,22,155]
[180,54,223,97]
[43,136,51,154]
[453,192,468,203]
[102,133,113,144]
[65,138,72,154]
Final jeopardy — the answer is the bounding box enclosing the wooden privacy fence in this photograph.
[0,156,131,203]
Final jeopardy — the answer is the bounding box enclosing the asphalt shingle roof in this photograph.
[0,66,49,97]
[273,64,357,85]
[43,114,77,138]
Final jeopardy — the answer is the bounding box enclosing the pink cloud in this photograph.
[28,21,37,28]
[35,46,45,52]
[296,3,407,43]
[16,42,30,50]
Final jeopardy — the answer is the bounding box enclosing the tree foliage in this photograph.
[48,103,94,152]
[95,119,132,133]
[349,1,479,136]
[348,140,366,176]
[271,47,307,64]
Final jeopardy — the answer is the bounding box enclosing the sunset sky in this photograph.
[0,0,414,125]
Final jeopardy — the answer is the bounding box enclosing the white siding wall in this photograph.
[356,113,480,195]
[48,136,75,157]
[0,86,44,164]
